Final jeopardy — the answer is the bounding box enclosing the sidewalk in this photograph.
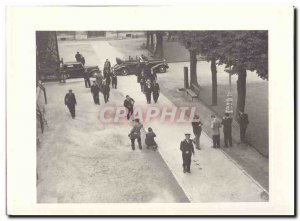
[157,69,269,191]
[119,76,267,202]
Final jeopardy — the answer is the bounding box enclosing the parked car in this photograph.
[111,56,169,76]
[61,62,100,79]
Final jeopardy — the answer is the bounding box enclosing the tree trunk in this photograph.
[154,32,164,59]
[190,49,198,86]
[150,33,154,50]
[146,32,150,49]
[211,58,217,105]
[236,67,247,114]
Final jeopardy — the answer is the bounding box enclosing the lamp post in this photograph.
[224,66,233,115]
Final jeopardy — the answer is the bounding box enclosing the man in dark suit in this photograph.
[128,119,144,150]
[191,115,203,150]
[221,113,233,147]
[102,80,110,103]
[238,111,249,143]
[144,79,153,104]
[111,71,117,89]
[124,95,135,120]
[84,72,91,88]
[75,52,81,62]
[91,81,100,105]
[64,89,77,119]
[152,79,160,103]
[180,133,195,173]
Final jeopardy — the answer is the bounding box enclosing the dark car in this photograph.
[111,56,169,76]
[61,62,100,79]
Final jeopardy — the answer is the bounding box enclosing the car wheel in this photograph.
[159,65,166,73]
[121,68,129,76]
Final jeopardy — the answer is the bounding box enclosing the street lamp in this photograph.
[224,66,234,115]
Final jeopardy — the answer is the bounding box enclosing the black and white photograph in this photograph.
[36,30,269,203]
[6,5,294,216]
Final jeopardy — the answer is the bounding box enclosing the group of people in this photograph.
[137,61,160,104]
[181,111,249,173]
[128,118,158,151]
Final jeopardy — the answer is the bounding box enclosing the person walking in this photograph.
[128,119,144,150]
[238,111,249,143]
[143,61,152,81]
[139,73,146,93]
[180,133,195,173]
[191,114,203,150]
[91,81,100,105]
[124,95,135,120]
[102,81,110,103]
[81,56,85,66]
[64,89,77,119]
[111,71,117,89]
[211,115,221,148]
[152,79,160,103]
[144,79,153,104]
[84,72,91,88]
[221,113,233,147]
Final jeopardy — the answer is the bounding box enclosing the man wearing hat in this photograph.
[64,89,77,119]
[191,114,203,150]
[124,95,135,120]
[102,79,110,103]
[144,79,153,104]
[221,113,233,147]
[128,118,144,150]
[180,133,195,173]
[90,81,100,105]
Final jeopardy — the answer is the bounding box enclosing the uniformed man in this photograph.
[180,133,195,173]
[221,113,233,147]
[124,95,135,120]
[64,89,77,119]
[128,119,144,150]
[111,71,117,89]
[91,81,100,105]
[238,111,249,143]
[144,79,153,104]
[102,80,110,103]
[152,79,160,103]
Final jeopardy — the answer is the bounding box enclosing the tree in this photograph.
[217,31,268,114]
[154,31,164,59]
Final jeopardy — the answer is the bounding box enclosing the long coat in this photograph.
[64,92,77,107]
[180,139,195,157]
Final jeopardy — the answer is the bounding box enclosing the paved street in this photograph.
[37,39,267,202]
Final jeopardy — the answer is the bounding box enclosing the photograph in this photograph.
[36,30,269,203]
[6,5,294,216]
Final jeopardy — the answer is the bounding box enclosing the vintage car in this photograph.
[61,62,100,79]
[111,56,169,76]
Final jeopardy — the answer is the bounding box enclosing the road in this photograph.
[37,39,267,203]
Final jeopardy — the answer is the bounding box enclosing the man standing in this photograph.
[211,115,221,148]
[64,89,77,119]
[103,59,111,77]
[152,79,160,103]
[238,111,249,143]
[75,52,81,62]
[84,72,91,88]
[91,81,100,105]
[102,80,110,103]
[128,119,144,150]
[191,115,203,150]
[124,95,135,120]
[139,73,146,93]
[180,133,195,173]
[111,71,117,89]
[221,113,233,147]
[143,61,152,81]
[81,56,85,66]
[144,79,153,104]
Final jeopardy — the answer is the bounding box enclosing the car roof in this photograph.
[64,62,82,65]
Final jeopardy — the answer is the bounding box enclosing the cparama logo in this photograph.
[97,105,201,126]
